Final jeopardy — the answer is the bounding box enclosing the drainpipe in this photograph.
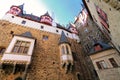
[22,64,29,80]
[13,62,16,74]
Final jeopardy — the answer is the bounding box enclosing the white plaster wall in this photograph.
[2,14,80,41]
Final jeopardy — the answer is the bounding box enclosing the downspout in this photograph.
[22,64,29,80]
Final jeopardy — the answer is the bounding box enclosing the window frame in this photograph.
[12,40,30,54]
[109,58,118,68]
[96,60,107,69]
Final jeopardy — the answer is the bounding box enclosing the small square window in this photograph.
[12,16,14,18]
[21,20,26,24]
[56,30,59,33]
[42,35,48,40]
[41,26,44,29]
[66,33,68,36]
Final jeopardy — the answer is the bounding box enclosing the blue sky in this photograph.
[0,0,83,26]
[41,0,83,25]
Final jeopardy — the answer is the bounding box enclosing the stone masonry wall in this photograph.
[0,20,92,80]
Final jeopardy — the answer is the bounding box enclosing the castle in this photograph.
[0,4,94,80]
[0,1,120,80]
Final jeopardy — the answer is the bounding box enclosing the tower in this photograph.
[59,31,73,73]
[0,4,94,80]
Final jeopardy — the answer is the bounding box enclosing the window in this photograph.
[95,44,102,51]
[42,35,48,40]
[41,26,44,29]
[21,20,26,24]
[96,60,107,69]
[72,52,77,61]
[77,73,82,80]
[109,58,118,67]
[12,40,30,54]
[66,33,68,36]
[56,30,59,33]
[61,46,65,54]
[12,16,14,18]
[0,47,5,54]
[66,45,69,54]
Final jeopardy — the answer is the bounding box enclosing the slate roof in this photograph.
[59,31,70,45]
[41,12,53,20]
[23,14,40,22]
[18,3,24,11]
[89,41,113,55]
[18,31,34,39]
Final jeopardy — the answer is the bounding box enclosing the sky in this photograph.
[0,0,83,26]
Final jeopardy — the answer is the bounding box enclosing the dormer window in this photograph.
[95,44,102,51]
[12,40,30,54]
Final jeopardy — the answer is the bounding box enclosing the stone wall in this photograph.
[83,0,120,52]
[0,20,93,80]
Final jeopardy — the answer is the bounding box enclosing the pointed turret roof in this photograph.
[59,31,70,45]
[18,3,24,10]
[42,11,53,19]
[44,12,50,16]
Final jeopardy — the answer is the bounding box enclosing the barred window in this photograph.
[12,40,30,54]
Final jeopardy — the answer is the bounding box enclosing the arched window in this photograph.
[77,73,82,80]
[61,46,65,54]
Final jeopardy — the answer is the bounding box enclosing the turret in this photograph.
[7,4,24,16]
[58,31,73,73]
[68,23,78,34]
[40,12,53,26]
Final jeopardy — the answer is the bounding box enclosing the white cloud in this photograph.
[0,0,49,19]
